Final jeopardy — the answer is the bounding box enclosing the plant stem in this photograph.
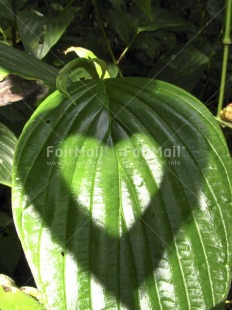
[117,33,138,64]
[216,117,232,129]
[92,0,123,77]
[217,0,232,117]
[11,0,16,47]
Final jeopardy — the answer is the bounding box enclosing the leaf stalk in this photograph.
[217,0,232,117]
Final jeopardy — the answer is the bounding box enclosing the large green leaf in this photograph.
[17,10,76,60]
[0,43,58,87]
[12,78,232,309]
[0,123,17,187]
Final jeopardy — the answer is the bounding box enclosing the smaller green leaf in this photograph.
[0,67,9,81]
[0,43,58,87]
[64,46,97,59]
[0,123,17,187]
[64,46,110,78]
[56,58,99,96]
[132,0,151,18]
[17,9,76,59]
[91,58,108,78]
[138,8,195,33]
[106,63,119,78]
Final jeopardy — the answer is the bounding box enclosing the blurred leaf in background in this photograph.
[0,123,17,187]
[17,8,77,59]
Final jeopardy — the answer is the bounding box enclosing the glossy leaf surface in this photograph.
[12,78,232,309]
[17,10,75,60]
[0,43,58,87]
[0,123,17,187]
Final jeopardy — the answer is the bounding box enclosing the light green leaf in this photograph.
[0,43,58,87]
[17,9,76,59]
[138,8,195,33]
[65,46,98,59]
[56,58,99,96]
[132,0,151,18]
[0,67,9,81]
[0,281,44,310]
[106,63,119,78]
[0,123,17,187]
[65,47,110,78]
[12,78,232,309]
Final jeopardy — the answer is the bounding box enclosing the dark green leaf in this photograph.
[0,43,58,87]
[207,0,224,21]
[0,0,30,22]
[12,78,232,309]
[138,8,195,33]
[0,123,17,187]
[0,0,14,22]
[107,0,125,9]
[17,9,76,60]
[149,45,210,91]
[105,7,130,43]
[132,0,151,18]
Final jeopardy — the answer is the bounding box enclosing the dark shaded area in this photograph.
[0,75,47,137]
[212,301,225,309]
[0,185,33,287]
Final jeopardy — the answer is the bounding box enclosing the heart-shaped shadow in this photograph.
[13,78,231,309]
